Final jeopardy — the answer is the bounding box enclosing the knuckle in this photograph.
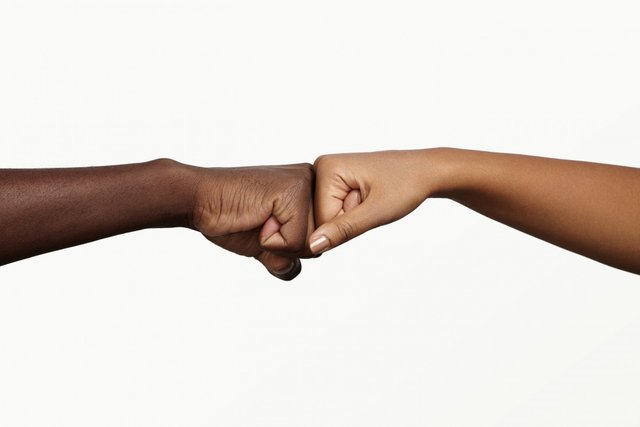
[299,162,314,171]
[290,162,314,179]
[313,154,334,170]
[304,165,315,185]
[313,155,326,169]
[335,221,356,241]
[297,166,314,187]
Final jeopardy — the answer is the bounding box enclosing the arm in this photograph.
[0,159,315,280]
[309,148,640,275]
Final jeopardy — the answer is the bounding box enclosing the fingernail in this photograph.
[309,235,330,255]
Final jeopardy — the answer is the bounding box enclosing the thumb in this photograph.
[308,199,381,255]
[257,251,302,281]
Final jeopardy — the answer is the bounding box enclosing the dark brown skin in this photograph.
[0,159,315,281]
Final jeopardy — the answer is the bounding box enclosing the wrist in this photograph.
[419,147,474,199]
[146,158,201,229]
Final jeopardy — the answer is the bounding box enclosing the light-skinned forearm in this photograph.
[429,148,640,274]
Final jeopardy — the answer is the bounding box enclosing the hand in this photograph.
[309,150,442,254]
[191,164,315,281]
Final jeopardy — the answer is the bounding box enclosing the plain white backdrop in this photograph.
[1,0,639,425]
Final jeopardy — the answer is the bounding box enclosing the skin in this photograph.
[309,148,640,275]
[0,159,315,281]
[1,149,638,277]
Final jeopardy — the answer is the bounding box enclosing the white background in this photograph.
[1,0,639,426]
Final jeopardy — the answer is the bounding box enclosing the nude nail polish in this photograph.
[309,235,330,255]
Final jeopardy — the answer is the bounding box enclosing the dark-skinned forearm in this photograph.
[0,159,198,266]
[430,148,640,274]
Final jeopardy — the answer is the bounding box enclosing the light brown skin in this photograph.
[0,159,315,281]
[310,148,640,275]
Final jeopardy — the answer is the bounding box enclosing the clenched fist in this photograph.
[191,164,316,281]
[309,150,438,254]
[0,159,316,280]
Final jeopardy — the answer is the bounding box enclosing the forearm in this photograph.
[428,148,640,274]
[0,159,197,266]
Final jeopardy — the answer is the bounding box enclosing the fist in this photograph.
[309,150,435,254]
[191,164,315,281]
